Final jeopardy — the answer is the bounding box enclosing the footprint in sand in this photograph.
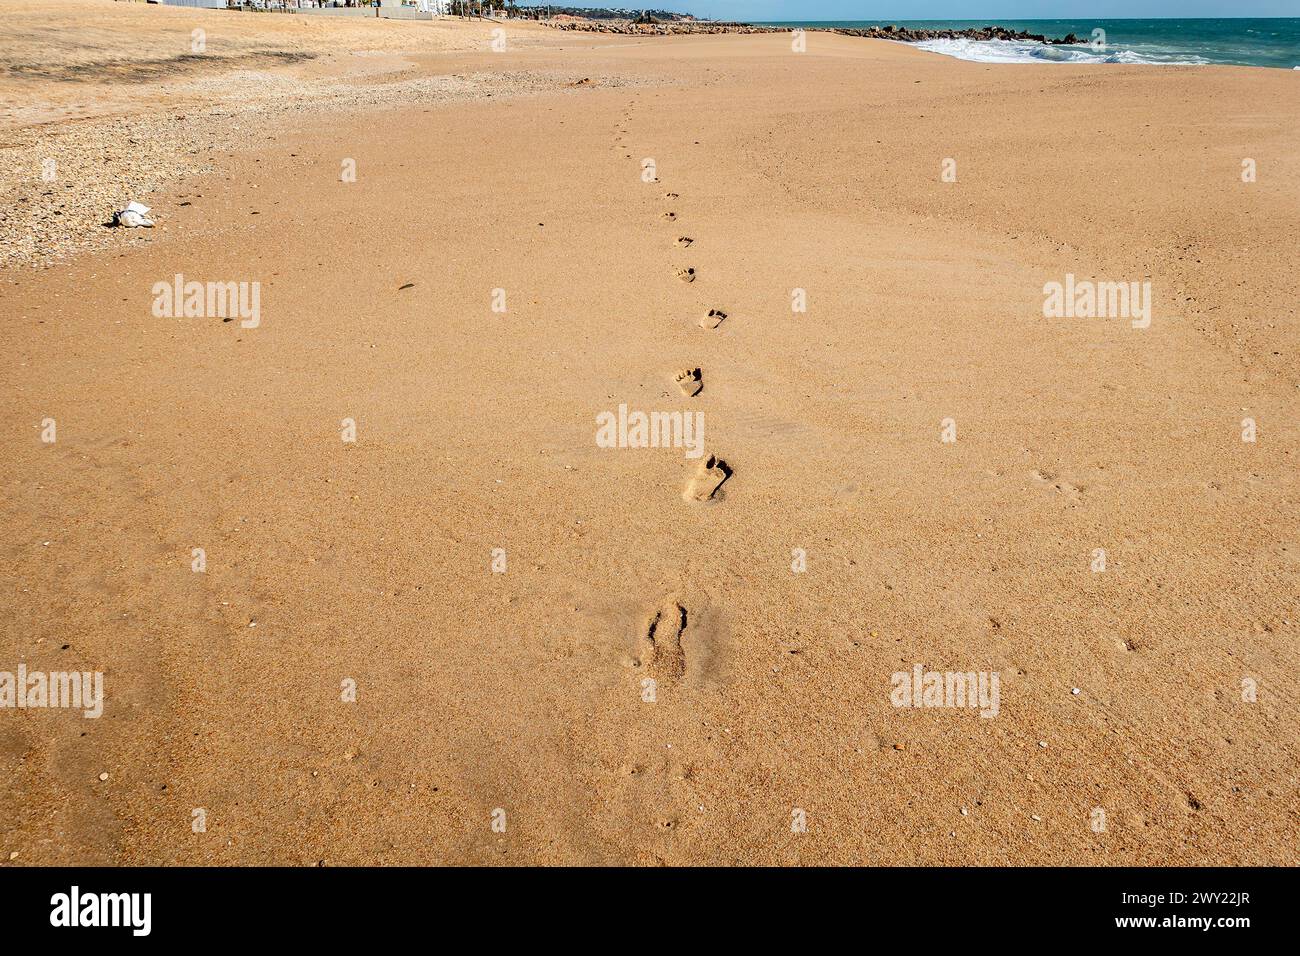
[676,267,696,283]
[676,236,694,247]
[699,308,727,330]
[641,599,688,681]
[1029,469,1083,501]
[664,192,679,199]
[675,367,702,397]
[684,455,731,502]
[662,211,677,222]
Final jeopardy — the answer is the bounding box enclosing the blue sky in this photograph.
[652,2,1298,19]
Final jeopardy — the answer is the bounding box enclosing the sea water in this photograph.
[759,18,1300,69]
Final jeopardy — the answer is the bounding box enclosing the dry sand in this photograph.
[1,0,1297,865]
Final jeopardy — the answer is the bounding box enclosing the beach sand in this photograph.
[2,0,1297,865]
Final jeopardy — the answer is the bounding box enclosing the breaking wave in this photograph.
[913,37,1213,66]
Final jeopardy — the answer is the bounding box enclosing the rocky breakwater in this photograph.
[548,20,1080,45]
[831,24,1081,45]
[549,20,782,36]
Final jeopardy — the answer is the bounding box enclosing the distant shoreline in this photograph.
[545,19,1083,46]
[545,15,1299,69]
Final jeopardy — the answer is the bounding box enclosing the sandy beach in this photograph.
[1,0,1297,866]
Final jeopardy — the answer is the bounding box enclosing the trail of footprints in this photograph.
[653,174,732,503]
[605,108,734,506]
[614,105,739,687]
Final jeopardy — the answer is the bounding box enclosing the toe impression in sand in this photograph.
[699,308,727,330]
[675,367,702,397]
[684,455,731,502]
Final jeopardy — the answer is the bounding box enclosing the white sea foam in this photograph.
[913,37,1211,66]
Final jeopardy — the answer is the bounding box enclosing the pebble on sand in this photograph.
[98,772,109,781]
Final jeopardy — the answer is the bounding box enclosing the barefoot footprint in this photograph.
[677,267,696,283]
[662,211,677,222]
[684,455,731,502]
[675,367,702,397]
[643,600,687,681]
[699,308,726,329]
[676,236,694,247]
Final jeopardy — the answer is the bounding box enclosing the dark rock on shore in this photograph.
[548,19,1082,46]
[550,20,777,35]
[832,24,1081,45]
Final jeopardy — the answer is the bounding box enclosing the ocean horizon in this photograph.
[756,18,1300,69]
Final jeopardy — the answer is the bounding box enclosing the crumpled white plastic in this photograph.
[113,201,154,228]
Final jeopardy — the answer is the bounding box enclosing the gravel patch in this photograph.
[2,66,651,270]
